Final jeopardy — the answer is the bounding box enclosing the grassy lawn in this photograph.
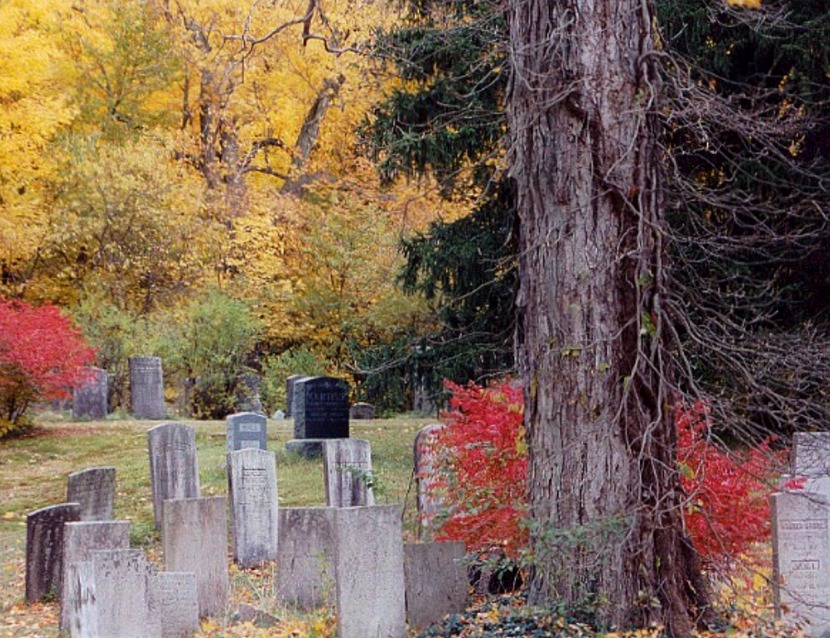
[0,412,438,637]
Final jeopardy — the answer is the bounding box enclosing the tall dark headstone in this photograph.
[226,412,268,453]
[129,356,166,420]
[147,423,200,528]
[292,377,349,439]
[25,503,81,602]
[284,374,303,418]
[66,467,116,521]
[72,367,108,420]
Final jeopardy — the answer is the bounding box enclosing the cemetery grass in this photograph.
[0,413,434,637]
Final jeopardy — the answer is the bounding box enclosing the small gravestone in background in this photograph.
[275,507,337,609]
[129,356,166,420]
[72,367,108,420]
[403,541,468,632]
[226,412,268,453]
[323,439,374,508]
[236,373,264,414]
[229,448,279,567]
[286,376,349,457]
[333,505,406,638]
[147,423,200,528]
[163,497,228,617]
[66,467,116,521]
[91,548,160,638]
[60,520,130,631]
[793,432,830,477]
[413,423,447,540]
[25,502,81,602]
[349,402,375,420]
[155,572,200,638]
[285,374,303,418]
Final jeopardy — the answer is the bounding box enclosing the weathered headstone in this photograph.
[349,402,375,420]
[275,507,337,608]
[61,520,130,631]
[148,423,200,528]
[771,491,830,636]
[292,376,349,439]
[72,367,108,420]
[25,502,80,602]
[403,541,468,631]
[414,423,447,539]
[285,374,303,418]
[66,467,116,522]
[333,506,406,638]
[129,356,166,420]
[163,497,228,617]
[66,561,96,638]
[236,373,263,414]
[794,432,830,478]
[323,439,374,507]
[155,572,200,638]
[229,448,279,567]
[226,412,268,453]
[91,548,160,638]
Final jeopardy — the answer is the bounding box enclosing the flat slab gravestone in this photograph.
[333,505,406,638]
[61,520,130,632]
[414,423,447,539]
[130,356,166,419]
[771,491,830,636]
[275,507,337,608]
[155,571,200,638]
[229,448,279,567]
[163,497,228,617]
[25,502,80,602]
[285,374,303,418]
[226,412,268,453]
[793,432,830,477]
[66,467,116,522]
[404,541,468,631]
[148,423,200,528]
[91,548,160,638]
[323,439,374,507]
[292,376,349,440]
[72,367,108,420]
[349,402,375,420]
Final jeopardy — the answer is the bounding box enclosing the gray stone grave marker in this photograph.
[333,505,406,638]
[148,423,200,528]
[275,507,336,608]
[25,502,80,602]
[323,439,374,507]
[66,467,116,521]
[414,423,447,539]
[794,433,830,478]
[226,412,268,453]
[72,367,108,420]
[229,448,279,567]
[66,561,96,638]
[404,541,468,631]
[163,497,228,617]
[91,548,160,638]
[130,356,166,420]
[61,520,130,631]
[349,402,375,420]
[155,571,200,638]
[285,374,303,417]
[772,491,830,636]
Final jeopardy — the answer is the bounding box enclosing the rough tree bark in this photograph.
[507,0,709,634]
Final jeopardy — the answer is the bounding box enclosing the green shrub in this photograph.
[260,345,326,415]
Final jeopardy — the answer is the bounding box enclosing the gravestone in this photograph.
[229,448,279,567]
[155,572,200,638]
[403,541,468,631]
[66,561,96,638]
[25,502,80,602]
[285,374,303,417]
[323,439,374,507]
[91,548,160,638]
[226,412,268,453]
[286,376,350,457]
[148,423,200,528]
[236,373,263,414]
[275,507,337,608]
[771,490,830,636]
[72,367,108,420]
[163,497,228,617]
[129,356,166,420]
[793,433,830,477]
[66,467,116,521]
[349,402,375,420]
[333,506,406,638]
[414,423,447,539]
[61,520,130,631]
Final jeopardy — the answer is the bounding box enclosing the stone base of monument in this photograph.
[285,439,333,458]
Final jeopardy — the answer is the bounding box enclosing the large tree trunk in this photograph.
[507,0,707,635]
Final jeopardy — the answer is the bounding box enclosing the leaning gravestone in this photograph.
[66,467,116,521]
[226,412,268,453]
[60,520,130,632]
[403,541,468,631]
[414,423,447,539]
[91,548,160,638]
[163,497,228,617]
[323,439,374,507]
[349,402,375,420]
[155,572,200,638]
[129,356,166,420]
[148,423,200,528]
[275,507,337,608]
[285,374,303,418]
[333,506,406,638]
[771,490,830,636]
[25,502,81,602]
[286,376,350,457]
[72,367,108,420]
[229,448,279,567]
